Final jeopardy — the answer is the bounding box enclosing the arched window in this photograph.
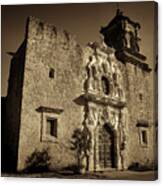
[101,76,110,95]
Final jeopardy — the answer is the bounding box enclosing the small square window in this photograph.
[141,130,147,144]
[49,68,55,78]
[46,118,57,138]
[139,93,143,101]
[139,129,148,147]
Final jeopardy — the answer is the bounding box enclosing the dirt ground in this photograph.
[1,170,158,181]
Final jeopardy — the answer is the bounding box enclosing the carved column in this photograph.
[80,103,98,173]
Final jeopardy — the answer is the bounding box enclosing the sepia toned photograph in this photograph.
[1,1,158,180]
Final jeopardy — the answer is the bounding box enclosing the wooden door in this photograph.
[98,124,115,169]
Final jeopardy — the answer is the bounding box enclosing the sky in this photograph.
[1,1,156,96]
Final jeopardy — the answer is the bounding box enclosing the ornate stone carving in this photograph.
[80,42,128,171]
[84,44,125,102]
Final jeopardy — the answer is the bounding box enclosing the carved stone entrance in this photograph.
[98,124,115,169]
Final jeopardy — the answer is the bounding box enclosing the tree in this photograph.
[71,124,91,173]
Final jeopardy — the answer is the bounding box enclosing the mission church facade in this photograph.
[4,9,156,172]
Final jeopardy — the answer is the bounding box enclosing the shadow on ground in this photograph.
[2,170,158,181]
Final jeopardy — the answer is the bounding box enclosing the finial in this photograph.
[116,3,123,16]
[116,2,119,10]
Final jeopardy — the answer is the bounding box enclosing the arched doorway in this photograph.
[98,124,115,169]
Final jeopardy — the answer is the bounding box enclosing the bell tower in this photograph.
[100,9,151,71]
[100,9,154,170]
[100,9,141,52]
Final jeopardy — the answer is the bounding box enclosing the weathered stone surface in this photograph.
[15,16,86,171]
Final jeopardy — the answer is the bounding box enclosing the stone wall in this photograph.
[5,41,26,171]
[17,17,85,171]
[124,61,155,168]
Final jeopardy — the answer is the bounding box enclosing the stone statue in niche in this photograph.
[102,62,109,74]
[123,29,140,52]
[120,18,140,52]
[129,32,140,52]
[110,111,119,130]
[102,108,109,121]
[85,57,95,92]
[91,107,99,124]
[123,31,130,48]
[134,24,141,52]
[101,76,110,95]
[84,54,102,93]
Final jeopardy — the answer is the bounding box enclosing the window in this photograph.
[102,76,110,95]
[46,118,57,138]
[139,129,148,147]
[136,121,149,147]
[141,130,147,145]
[36,106,63,142]
[139,93,143,101]
[49,68,55,78]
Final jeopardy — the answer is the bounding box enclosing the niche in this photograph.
[101,76,110,95]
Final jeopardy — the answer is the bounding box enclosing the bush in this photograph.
[70,126,91,172]
[128,161,157,171]
[62,164,83,174]
[24,148,51,173]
